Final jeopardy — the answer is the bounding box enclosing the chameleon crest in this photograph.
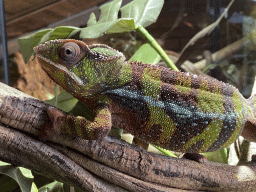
[34,39,256,153]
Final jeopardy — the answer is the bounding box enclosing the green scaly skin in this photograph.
[34,39,256,154]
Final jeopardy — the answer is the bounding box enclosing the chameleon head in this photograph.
[33,39,126,98]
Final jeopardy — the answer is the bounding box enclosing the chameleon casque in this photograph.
[33,39,256,154]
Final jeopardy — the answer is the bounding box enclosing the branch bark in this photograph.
[193,37,251,70]
[0,82,256,191]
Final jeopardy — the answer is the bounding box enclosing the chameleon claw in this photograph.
[39,121,53,141]
[39,106,66,141]
[182,153,208,163]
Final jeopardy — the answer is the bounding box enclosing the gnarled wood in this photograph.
[0,82,255,191]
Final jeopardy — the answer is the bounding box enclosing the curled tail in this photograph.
[241,94,256,142]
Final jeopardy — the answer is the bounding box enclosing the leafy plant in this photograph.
[0,161,36,192]
[18,0,177,70]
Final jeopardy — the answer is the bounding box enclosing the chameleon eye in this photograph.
[58,42,83,66]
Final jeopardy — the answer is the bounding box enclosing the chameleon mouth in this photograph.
[34,46,84,86]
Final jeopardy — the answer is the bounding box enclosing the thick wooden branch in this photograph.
[0,125,126,191]
[0,82,256,191]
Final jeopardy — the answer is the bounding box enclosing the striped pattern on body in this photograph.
[105,62,248,153]
[34,39,254,153]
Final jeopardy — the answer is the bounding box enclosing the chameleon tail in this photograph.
[241,94,256,142]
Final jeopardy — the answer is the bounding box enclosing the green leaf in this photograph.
[70,100,94,122]
[45,91,78,112]
[77,0,163,38]
[129,43,161,64]
[38,181,63,192]
[0,161,36,192]
[69,0,122,39]
[109,127,123,139]
[18,26,80,63]
[53,85,60,106]
[106,19,135,34]
[41,26,79,42]
[19,0,164,63]
[18,29,52,63]
[33,172,54,190]
[120,0,164,27]
[152,145,177,157]
[98,0,122,23]
[45,91,94,121]
[135,26,178,70]
[74,21,116,38]
[201,148,229,164]
[87,13,97,26]
[75,0,121,38]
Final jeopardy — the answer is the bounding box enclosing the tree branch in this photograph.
[0,82,256,191]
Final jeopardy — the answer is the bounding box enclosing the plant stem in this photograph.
[153,145,177,157]
[136,26,178,71]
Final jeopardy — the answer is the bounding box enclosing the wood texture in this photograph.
[0,82,256,191]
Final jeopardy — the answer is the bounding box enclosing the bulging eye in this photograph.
[58,42,83,66]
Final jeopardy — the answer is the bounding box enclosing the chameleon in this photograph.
[33,39,256,154]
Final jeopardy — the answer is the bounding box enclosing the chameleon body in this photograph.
[34,39,256,153]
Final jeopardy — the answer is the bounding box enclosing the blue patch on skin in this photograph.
[105,88,238,122]
[105,87,240,152]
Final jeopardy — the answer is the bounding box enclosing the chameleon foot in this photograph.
[39,121,53,141]
[252,155,256,162]
[182,153,208,163]
[40,105,112,141]
[39,106,66,141]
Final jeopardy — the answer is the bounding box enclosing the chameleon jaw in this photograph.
[36,54,84,86]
